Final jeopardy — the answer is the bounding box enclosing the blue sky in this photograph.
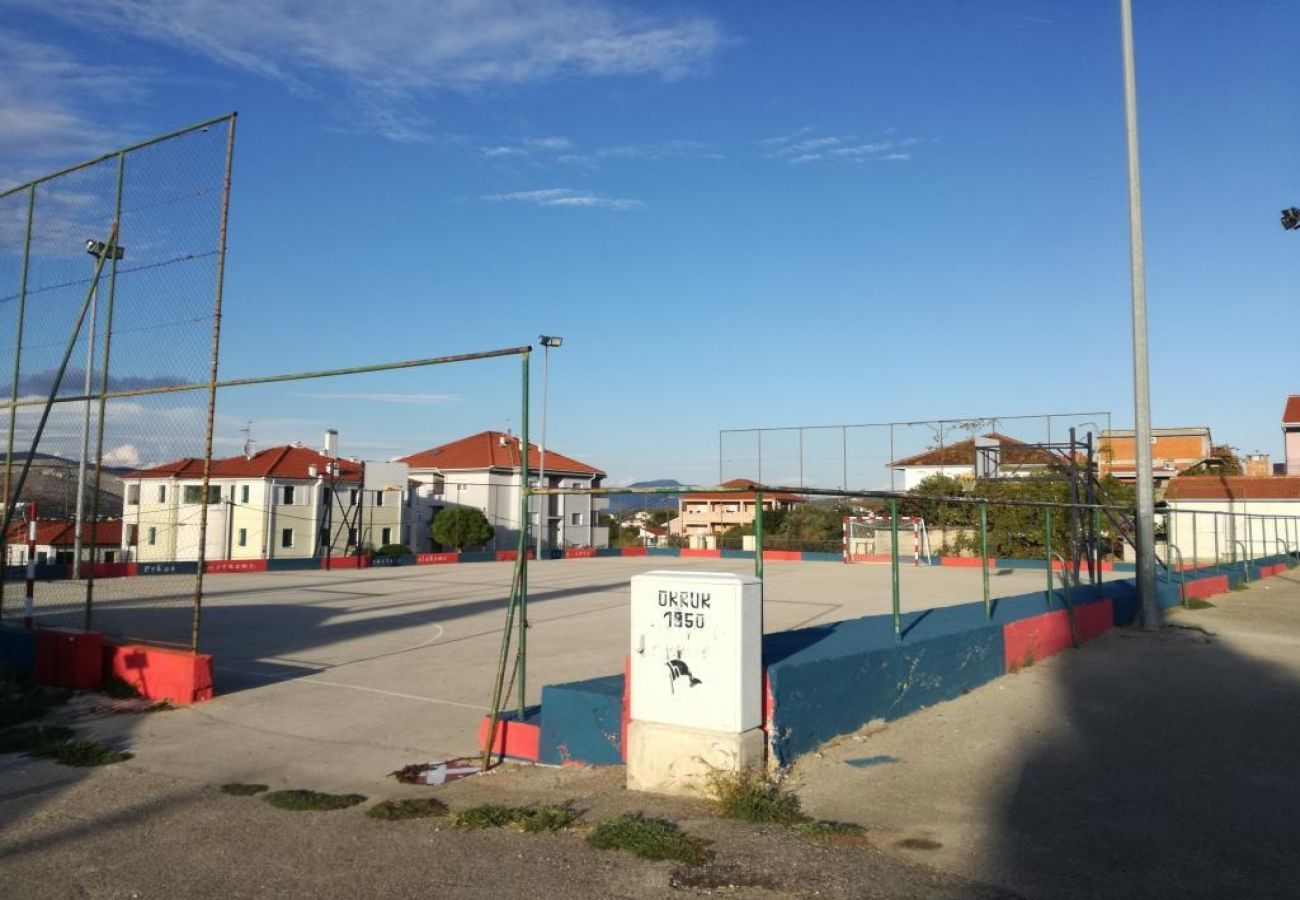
[1,1,1297,489]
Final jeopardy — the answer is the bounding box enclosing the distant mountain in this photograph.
[607,479,683,515]
[1,453,127,518]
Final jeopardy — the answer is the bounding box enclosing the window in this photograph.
[349,489,358,506]
[183,485,221,504]
[240,484,250,504]
[323,487,332,505]
[570,512,583,526]
[348,527,358,547]
[148,527,157,546]
[237,528,247,548]
[282,485,296,506]
[381,527,392,546]
[375,491,385,507]
[126,484,139,505]
[281,528,294,549]
[157,485,166,503]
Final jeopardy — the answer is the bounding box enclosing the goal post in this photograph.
[842,514,931,566]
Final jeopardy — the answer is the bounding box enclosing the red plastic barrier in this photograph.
[415,552,458,565]
[1183,575,1229,600]
[565,547,597,559]
[103,641,213,704]
[762,550,802,561]
[35,628,104,690]
[206,559,268,574]
[681,548,722,558]
[478,715,540,762]
[620,546,648,557]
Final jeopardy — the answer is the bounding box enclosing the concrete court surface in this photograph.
[794,568,1300,899]
[37,555,1105,794]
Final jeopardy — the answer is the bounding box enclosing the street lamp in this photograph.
[1281,208,1300,231]
[537,335,563,560]
[72,238,124,576]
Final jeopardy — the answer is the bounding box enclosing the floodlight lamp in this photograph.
[539,335,563,348]
[1282,208,1300,231]
[84,239,125,259]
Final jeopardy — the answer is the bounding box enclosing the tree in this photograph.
[431,506,493,551]
[1182,444,1243,477]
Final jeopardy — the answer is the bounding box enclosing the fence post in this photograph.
[1214,513,1220,567]
[1191,511,1197,570]
[1044,506,1053,606]
[980,501,990,620]
[889,498,901,641]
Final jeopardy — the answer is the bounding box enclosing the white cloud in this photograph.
[0,30,150,184]
[17,0,724,142]
[763,130,923,166]
[483,187,642,211]
[102,444,142,467]
[298,392,463,406]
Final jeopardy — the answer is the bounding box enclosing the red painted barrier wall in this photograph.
[79,561,137,579]
[1183,575,1229,600]
[1003,600,1113,672]
[565,547,597,559]
[681,548,722,558]
[322,556,371,569]
[416,551,458,565]
[206,559,268,574]
[478,716,541,761]
[939,556,988,568]
[102,641,213,704]
[495,549,537,562]
[763,550,803,561]
[620,546,648,557]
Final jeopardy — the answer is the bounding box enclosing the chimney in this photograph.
[324,429,339,458]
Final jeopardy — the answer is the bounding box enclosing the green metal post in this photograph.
[517,349,531,720]
[980,501,990,619]
[1044,507,1053,606]
[0,185,34,622]
[889,499,901,640]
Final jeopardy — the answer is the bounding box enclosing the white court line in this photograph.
[211,663,487,711]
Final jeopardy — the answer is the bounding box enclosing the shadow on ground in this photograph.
[993,600,1300,897]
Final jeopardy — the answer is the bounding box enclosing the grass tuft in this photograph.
[0,674,70,729]
[220,783,269,796]
[366,798,449,821]
[262,789,366,812]
[1185,598,1216,610]
[791,820,870,847]
[449,803,576,832]
[99,676,142,699]
[707,768,809,825]
[587,814,712,865]
[0,723,129,766]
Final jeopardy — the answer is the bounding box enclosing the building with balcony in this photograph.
[677,478,802,538]
[398,430,608,550]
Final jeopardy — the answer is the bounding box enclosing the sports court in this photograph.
[17,556,1125,791]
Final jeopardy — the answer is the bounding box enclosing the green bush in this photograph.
[587,814,712,864]
[431,506,494,551]
[373,543,411,557]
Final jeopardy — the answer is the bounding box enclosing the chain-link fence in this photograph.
[1,114,236,647]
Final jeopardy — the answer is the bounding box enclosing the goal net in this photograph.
[842,515,932,565]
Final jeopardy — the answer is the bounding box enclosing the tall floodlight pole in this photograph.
[1120,0,1158,629]
[537,335,562,560]
[73,239,123,577]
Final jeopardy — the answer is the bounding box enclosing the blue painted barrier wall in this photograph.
[539,674,623,766]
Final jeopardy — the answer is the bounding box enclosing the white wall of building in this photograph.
[1166,499,1300,563]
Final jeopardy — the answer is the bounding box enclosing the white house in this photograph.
[398,430,608,551]
[888,433,1058,490]
[120,431,424,562]
[1164,476,1300,564]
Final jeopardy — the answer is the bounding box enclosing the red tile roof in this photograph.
[398,431,603,476]
[1165,476,1300,501]
[5,519,131,546]
[128,446,363,481]
[1285,395,1300,426]
[888,433,1057,468]
[682,478,803,503]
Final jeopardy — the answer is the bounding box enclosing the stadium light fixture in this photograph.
[1282,208,1300,231]
[539,335,563,348]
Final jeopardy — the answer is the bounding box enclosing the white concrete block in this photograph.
[625,720,766,797]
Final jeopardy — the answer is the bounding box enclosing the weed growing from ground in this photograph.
[220,783,269,796]
[587,814,712,864]
[262,790,366,811]
[707,767,809,825]
[449,804,576,832]
[366,798,449,821]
